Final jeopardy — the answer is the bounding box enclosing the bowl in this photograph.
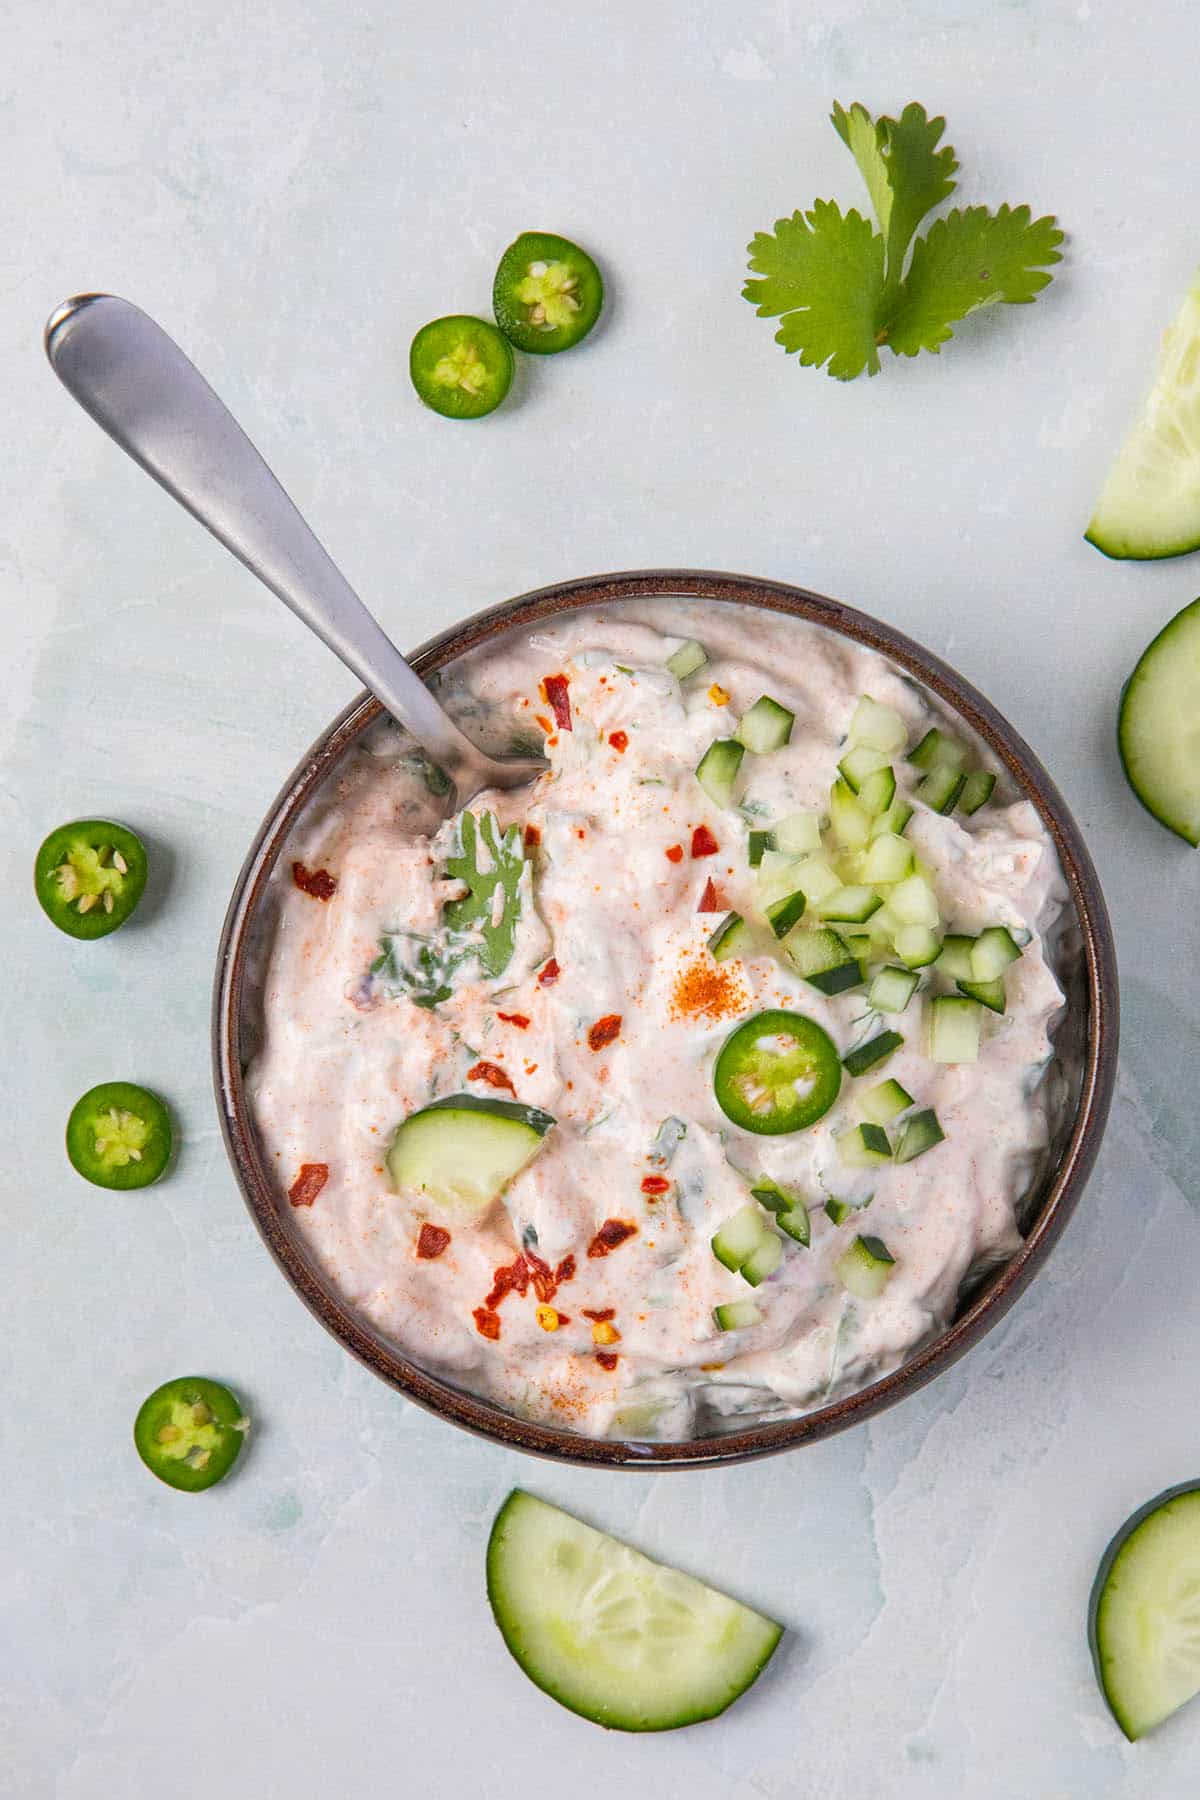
[214,570,1118,1468]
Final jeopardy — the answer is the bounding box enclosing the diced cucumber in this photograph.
[860,1078,914,1124]
[835,1234,896,1299]
[777,1203,811,1246]
[749,1179,793,1214]
[829,779,872,848]
[870,799,914,840]
[958,770,996,815]
[747,829,775,867]
[889,875,939,928]
[740,1231,783,1287]
[857,764,897,818]
[957,977,1006,1013]
[970,925,1023,981]
[894,925,940,969]
[894,1107,945,1163]
[386,1094,555,1214]
[711,1203,768,1273]
[935,934,977,982]
[790,856,841,904]
[842,1030,903,1078]
[764,890,807,938]
[918,764,967,814]
[486,1490,783,1731]
[696,739,745,809]
[815,884,883,925]
[838,744,891,793]
[1118,597,1200,843]
[736,694,795,754]
[1089,1480,1200,1740]
[848,696,908,754]
[928,994,981,1063]
[666,639,708,681]
[868,965,919,1013]
[825,1197,855,1225]
[860,833,915,885]
[709,912,752,963]
[837,1122,892,1167]
[909,728,963,771]
[774,812,823,856]
[783,928,862,995]
[754,848,803,907]
[845,933,873,973]
[715,1300,765,1332]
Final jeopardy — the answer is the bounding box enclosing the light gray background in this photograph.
[4,2,1197,1795]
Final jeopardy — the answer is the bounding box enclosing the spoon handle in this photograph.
[44,293,533,793]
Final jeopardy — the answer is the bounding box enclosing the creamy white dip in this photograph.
[248,601,1066,1441]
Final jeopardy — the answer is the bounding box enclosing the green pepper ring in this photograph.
[134,1377,248,1492]
[713,1009,842,1135]
[34,819,148,940]
[409,315,515,419]
[66,1081,174,1190]
[492,231,604,354]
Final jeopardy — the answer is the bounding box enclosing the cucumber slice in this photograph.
[958,770,996,816]
[829,779,872,848]
[715,1300,765,1332]
[838,743,891,793]
[815,884,882,925]
[894,925,940,969]
[747,829,776,867]
[935,934,977,982]
[777,1203,811,1246]
[860,1077,914,1124]
[970,925,1023,980]
[860,833,914,885]
[708,911,752,963]
[909,728,963,771]
[848,696,908,754]
[1089,1481,1200,1740]
[868,965,919,1013]
[487,1491,783,1731]
[711,1203,768,1273]
[737,694,795,754]
[918,764,967,815]
[836,1122,892,1167]
[842,1030,903,1078]
[957,976,1006,1014]
[1085,275,1200,561]
[667,639,708,680]
[386,1094,555,1213]
[824,1196,855,1225]
[928,994,981,1064]
[894,1107,945,1163]
[740,1230,783,1287]
[857,764,896,818]
[835,1234,895,1299]
[774,811,823,855]
[764,889,807,938]
[1119,596,1200,843]
[870,799,914,840]
[696,739,745,809]
[783,928,862,995]
[889,875,939,929]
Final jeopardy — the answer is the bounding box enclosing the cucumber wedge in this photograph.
[487,1491,783,1731]
[1086,275,1200,560]
[1118,597,1200,845]
[1089,1480,1200,1740]
[386,1094,554,1213]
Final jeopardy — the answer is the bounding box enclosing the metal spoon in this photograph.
[44,293,547,803]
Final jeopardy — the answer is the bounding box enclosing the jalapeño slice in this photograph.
[66,1081,173,1189]
[134,1377,248,1492]
[35,819,148,939]
[713,1010,841,1136]
[492,232,604,354]
[410,315,515,419]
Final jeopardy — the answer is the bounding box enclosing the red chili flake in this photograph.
[587,1014,622,1052]
[288,1163,328,1208]
[523,823,541,848]
[535,714,553,733]
[595,1351,619,1372]
[416,1223,451,1260]
[473,1308,501,1341]
[697,877,724,912]
[691,825,719,858]
[665,843,684,863]
[525,1249,558,1305]
[538,958,560,986]
[292,861,337,902]
[485,1255,530,1310]
[582,1307,616,1323]
[497,1012,530,1029]
[608,730,629,752]
[587,1218,638,1258]
[641,1175,671,1195]
[541,674,572,732]
[467,1060,516,1095]
[554,1254,576,1285]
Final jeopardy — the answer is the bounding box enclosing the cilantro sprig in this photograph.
[743,101,1063,380]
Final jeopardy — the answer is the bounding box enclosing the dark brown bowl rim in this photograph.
[213,569,1118,1469]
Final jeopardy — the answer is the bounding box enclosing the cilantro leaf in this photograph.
[442,809,527,978]
[743,200,886,381]
[832,101,957,288]
[885,204,1064,356]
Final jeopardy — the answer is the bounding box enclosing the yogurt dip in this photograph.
[248,601,1066,1441]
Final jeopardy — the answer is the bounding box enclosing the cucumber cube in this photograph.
[918,764,967,815]
[777,1204,811,1246]
[860,1078,914,1124]
[838,744,891,793]
[837,1122,893,1167]
[815,884,883,924]
[868,965,920,1012]
[870,800,914,840]
[835,1234,896,1299]
[737,695,795,754]
[860,833,915,885]
[894,1108,945,1164]
[774,812,823,856]
[848,696,908,755]
[935,934,977,982]
[747,829,776,867]
[842,1031,904,1078]
[711,1203,767,1272]
[708,911,751,963]
[928,995,981,1064]
[909,729,964,771]
[740,1231,783,1287]
[829,779,872,848]
[958,770,996,815]
[970,926,1023,981]
[765,890,807,938]
[666,639,708,681]
[790,857,842,904]
[894,926,941,968]
[857,764,897,817]
[714,1300,764,1331]
[890,875,940,928]
[957,976,1006,1014]
[696,739,745,809]
[824,1197,855,1225]
[783,928,862,995]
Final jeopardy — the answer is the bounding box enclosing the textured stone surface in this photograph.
[3,2,1196,1793]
